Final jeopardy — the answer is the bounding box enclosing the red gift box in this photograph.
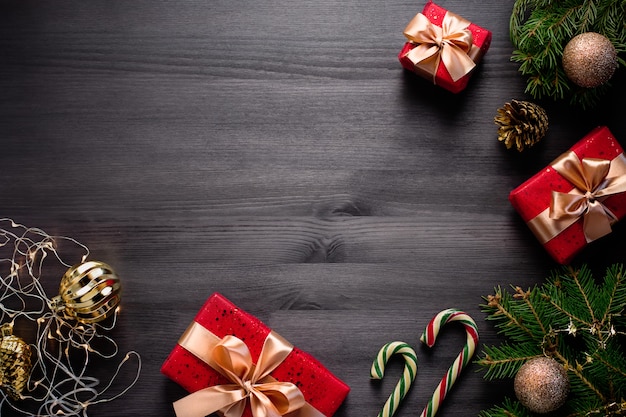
[398,2,492,93]
[161,293,350,417]
[509,126,626,264]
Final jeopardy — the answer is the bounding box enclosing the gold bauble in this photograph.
[0,324,32,400]
[514,357,569,414]
[51,260,122,324]
[562,32,618,88]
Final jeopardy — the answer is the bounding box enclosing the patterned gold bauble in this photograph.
[51,260,122,324]
[0,324,32,400]
[562,32,618,88]
[514,357,569,414]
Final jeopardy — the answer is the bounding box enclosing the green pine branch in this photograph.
[477,264,626,416]
[479,343,542,380]
[479,397,534,417]
[509,0,626,108]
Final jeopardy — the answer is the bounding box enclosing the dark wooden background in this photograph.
[1,0,625,416]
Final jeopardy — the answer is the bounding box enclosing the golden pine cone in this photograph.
[494,100,548,152]
[0,324,32,400]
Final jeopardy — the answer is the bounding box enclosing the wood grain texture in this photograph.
[0,0,625,416]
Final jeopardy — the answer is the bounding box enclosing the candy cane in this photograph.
[371,341,419,417]
[419,309,479,417]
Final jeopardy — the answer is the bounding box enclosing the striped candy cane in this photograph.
[371,341,419,417]
[419,309,479,417]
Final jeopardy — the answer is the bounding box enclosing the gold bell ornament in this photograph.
[51,260,122,324]
[0,323,32,400]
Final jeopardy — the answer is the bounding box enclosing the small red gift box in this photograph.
[161,293,350,417]
[398,2,492,93]
[509,126,626,264]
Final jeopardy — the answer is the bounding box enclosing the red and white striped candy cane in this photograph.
[419,308,479,417]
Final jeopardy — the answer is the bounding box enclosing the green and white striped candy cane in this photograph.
[370,341,418,417]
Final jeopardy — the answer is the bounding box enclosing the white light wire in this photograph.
[0,219,141,416]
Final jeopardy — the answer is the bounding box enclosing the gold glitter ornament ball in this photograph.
[0,324,32,400]
[514,357,569,414]
[562,32,618,88]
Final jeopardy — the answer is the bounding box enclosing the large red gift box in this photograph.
[398,2,492,93]
[509,126,626,264]
[161,293,350,417]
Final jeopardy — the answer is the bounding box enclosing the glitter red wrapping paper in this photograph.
[161,293,350,417]
[509,126,626,264]
[398,2,492,93]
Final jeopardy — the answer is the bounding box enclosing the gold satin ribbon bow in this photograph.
[173,323,306,417]
[402,11,475,82]
[541,151,626,243]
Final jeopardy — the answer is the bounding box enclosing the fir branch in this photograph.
[583,401,626,417]
[509,0,626,108]
[551,6,577,39]
[576,0,597,33]
[481,287,542,343]
[510,0,536,46]
[478,264,626,417]
[553,349,606,403]
[477,344,542,380]
[593,352,626,383]
[599,264,626,327]
[517,285,548,335]
[479,397,534,417]
[541,267,596,328]
[570,266,597,323]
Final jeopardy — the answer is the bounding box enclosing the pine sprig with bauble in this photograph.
[477,264,626,417]
[510,0,625,108]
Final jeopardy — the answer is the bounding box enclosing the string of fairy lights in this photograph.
[0,219,141,416]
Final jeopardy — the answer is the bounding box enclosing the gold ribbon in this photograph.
[402,11,476,82]
[527,151,626,244]
[173,322,324,417]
